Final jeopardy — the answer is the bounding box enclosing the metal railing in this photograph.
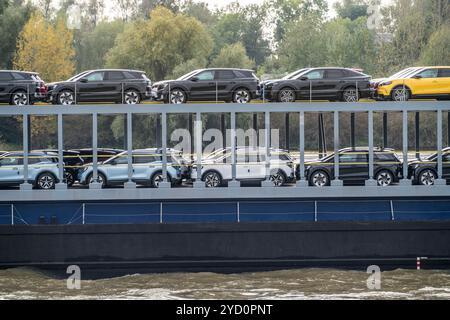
[0,101,449,196]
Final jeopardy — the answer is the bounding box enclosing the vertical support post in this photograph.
[332,111,342,186]
[297,111,308,187]
[160,112,171,188]
[314,201,318,222]
[253,113,258,146]
[156,115,162,148]
[124,112,136,189]
[221,114,226,150]
[82,203,85,225]
[55,113,67,190]
[436,109,446,185]
[285,113,290,151]
[351,113,356,150]
[189,113,194,161]
[11,204,14,226]
[390,200,395,221]
[237,202,240,223]
[400,110,411,185]
[415,112,420,159]
[262,112,273,187]
[20,114,32,190]
[90,113,102,189]
[160,202,163,224]
[193,112,204,188]
[383,112,388,148]
[318,113,324,158]
[229,112,240,187]
[366,110,377,186]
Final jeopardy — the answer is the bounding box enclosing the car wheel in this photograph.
[278,88,296,103]
[375,170,394,187]
[169,89,187,104]
[342,87,359,102]
[65,171,75,187]
[88,173,106,188]
[36,173,56,190]
[10,91,29,106]
[233,89,251,104]
[418,169,437,186]
[270,171,286,187]
[203,171,222,188]
[58,90,75,105]
[151,172,166,188]
[124,89,141,105]
[391,86,410,102]
[310,170,330,187]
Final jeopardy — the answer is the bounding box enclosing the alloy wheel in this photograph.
[392,87,409,102]
[170,90,186,104]
[65,171,75,187]
[376,171,393,187]
[419,170,436,186]
[270,173,285,187]
[12,92,29,106]
[279,89,295,103]
[312,171,328,187]
[234,90,251,104]
[204,172,221,188]
[89,174,105,187]
[124,90,140,104]
[343,88,358,102]
[38,174,55,190]
[152,174,164,188]
[59,91,75,105]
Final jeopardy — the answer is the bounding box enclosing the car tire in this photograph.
[278,88,296,103]
[151,172,170,188]
[36,172,56,190]
[309,170,330,187]
[418,169,437,186]
[375,170,394,187]
[87,172,106,188]
[233,88,251,104]
[391,86,411,102]
[270,171,286,187]
[341,87,359,102]
[58,90,75,105]
[10,90,29,106]
[123,89,141,105]
[65,171,75,187]
[203,171,222,188]
[168,88,187,104]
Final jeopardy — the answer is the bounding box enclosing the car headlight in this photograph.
[379,81,392,87]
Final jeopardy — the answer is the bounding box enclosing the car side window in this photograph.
[417,69,438,79]
[305,70,324,80]
[444,154,450,162]
[340,153,367,163]
[438,69,450,78]
[217,71,236,80]
[196,71,215,81]
[0,72,13,81]
[107,71,125,81]
[133,155,161,164]
[325,70,345,79]
[85,72,105,82]
[0,156,20,166]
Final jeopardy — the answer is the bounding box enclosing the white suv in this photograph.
[192,147,296,187]
[0,152,60,189]
[78,149,188,188]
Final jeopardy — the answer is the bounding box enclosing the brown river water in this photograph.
[0,268,449,300]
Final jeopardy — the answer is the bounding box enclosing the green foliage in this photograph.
[211,43,255,70]
[170,58,208,79]
[419,25,450,66]
[334,0,369,20]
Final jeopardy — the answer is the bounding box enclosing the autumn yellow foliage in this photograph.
[14,12,75,82]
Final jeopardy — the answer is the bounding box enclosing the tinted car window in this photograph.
[0,72,13,81]
[417,69,438,78]
[133,155,161,164]
[305,70,324,80]
[197,71,215,81]
[444,154,450,162]
[11,72,27,80]
[86,72,105,82]
[217,71,236,80]
[0,156,20,166]
[375,153,397,162]
[325,69,345,79]
[108,71,125,81]
[438,69,450,78]
[340,153,367,163]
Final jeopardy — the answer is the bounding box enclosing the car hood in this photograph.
[47,81,73,88]
[153,80,180,87]
[371,78,386,84]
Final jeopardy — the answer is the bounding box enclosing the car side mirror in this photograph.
[299,76,308,81]
[191,76,199,82]
[80,78,88,83]
[413,75,422,79]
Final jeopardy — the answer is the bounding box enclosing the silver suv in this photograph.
[192,147,296,187]
[0,152,60,189]
[78,149,188,188]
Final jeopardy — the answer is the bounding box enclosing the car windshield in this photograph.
[177,70,200,81]
[282,69,310,80]
[67,71,89,82]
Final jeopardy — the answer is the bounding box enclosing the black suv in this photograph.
[300,148,403,187]
[408,148,450,186]
[151,68,260,104]
[0,70,47,105]
[263,67,371,103]
[47,69,152,105]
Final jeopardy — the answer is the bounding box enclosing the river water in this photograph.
[0,268,449,300]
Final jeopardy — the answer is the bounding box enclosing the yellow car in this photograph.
[377,66,450,101]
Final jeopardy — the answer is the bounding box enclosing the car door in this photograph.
[339,152,369,180]
[0,155,21,183]
[189,70,217,101]
[133,154,159,182]
[437,68,450,95]
[0,72,14,101]
[103,155,129,182]
[410,68,440,95]
[299,69,326,99]
[323,69,346,98]
[77,71,108,102]
[215,70,237,100]
[443,153,450,179]
[105,71,126,101]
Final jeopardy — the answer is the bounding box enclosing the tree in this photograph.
[14,12,75,82]
[211,42,255,69]
[113,0,141,21]
[334,0,369,20]
[420,25,450,66]
[106,6,212,81]
[181,0,214,26]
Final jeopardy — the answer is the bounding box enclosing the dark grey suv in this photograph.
[151,68,260,104]
[0,71,47,105]
[47,69,152,105]
[301,148,403,187]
